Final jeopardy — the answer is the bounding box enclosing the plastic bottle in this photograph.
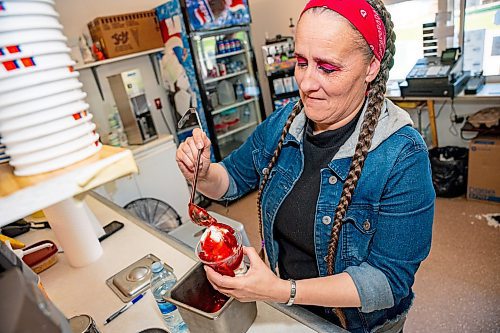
[242,105,251,123]
[117,128,128,147]
[234,79,244,101]
[243,74,260,99]
[150,262,189,333]
[217,80,236,105]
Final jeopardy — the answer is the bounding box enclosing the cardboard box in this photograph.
[88,10,163,59]
[467,136,500,203]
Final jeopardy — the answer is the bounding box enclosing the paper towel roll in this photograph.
[43,197,103,267]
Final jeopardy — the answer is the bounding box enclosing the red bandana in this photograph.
[301,0,386,61]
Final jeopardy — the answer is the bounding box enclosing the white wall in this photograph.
[408,100,500,148]
[54,0,498,148]
[54,0,175,143]
[248,0,308,116]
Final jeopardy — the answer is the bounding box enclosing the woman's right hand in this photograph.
[175,128,212,183]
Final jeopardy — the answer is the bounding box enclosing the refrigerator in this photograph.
[156,0,265,161]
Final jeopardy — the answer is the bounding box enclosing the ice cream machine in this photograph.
[108,69,158,144]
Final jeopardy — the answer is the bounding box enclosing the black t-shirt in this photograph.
[273,108,362,322]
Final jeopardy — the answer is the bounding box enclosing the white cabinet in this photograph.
[94,137,191,221]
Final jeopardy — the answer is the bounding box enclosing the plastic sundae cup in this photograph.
[195,224,247,277]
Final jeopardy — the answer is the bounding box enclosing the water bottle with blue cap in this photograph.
[150,262,189,333]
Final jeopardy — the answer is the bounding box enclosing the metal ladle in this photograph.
[178,108,217,227]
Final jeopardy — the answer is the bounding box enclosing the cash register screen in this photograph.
[441,49,458,63]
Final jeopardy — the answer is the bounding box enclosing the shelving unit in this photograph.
[189,25,265,160]
[204,69,248,84]
[74,48,165,70]
[267,67,300,111]
[217,120,257,140]
[202,49,246,61]
[0,145,137,225]
[74,47,164,100]
[212,97,257,116]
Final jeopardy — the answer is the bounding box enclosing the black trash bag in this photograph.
[429,147,468,197]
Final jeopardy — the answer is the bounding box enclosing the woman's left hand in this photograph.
[204,246,290,303]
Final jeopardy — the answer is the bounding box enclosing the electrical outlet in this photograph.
[154,98,162,110]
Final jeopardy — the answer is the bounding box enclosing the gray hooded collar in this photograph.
[287,98,413,160]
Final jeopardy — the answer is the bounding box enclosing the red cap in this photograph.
[301,0,386,61]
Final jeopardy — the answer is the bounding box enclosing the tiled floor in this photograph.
[209,193,500,332]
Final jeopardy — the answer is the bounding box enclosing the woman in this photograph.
[176,0,435,331]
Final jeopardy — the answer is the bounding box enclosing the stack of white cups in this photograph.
[0,0,101,176]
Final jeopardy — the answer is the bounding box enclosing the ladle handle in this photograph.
[191,148,203,203]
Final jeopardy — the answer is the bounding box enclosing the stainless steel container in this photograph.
[164,262,257,333]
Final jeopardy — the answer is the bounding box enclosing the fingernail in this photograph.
[197,142,203,149]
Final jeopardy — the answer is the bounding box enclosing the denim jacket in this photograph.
[220,99,435,332]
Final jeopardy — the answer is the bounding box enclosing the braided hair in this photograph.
[256,0,396,327]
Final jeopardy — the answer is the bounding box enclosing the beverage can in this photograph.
[218,41,225,54]
[223,40,231,54]
[218,63,226,76]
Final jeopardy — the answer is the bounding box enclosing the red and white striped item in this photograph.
[0,113,94,145]
[0,41,69,62]
[0,52,74,78]
[0,1,101,175]
[13,141,102,176]
[0,28,66,47]
[0,1,58,17]
[0,65,76,94]
[0,14,61,32]
[0,89,86,121]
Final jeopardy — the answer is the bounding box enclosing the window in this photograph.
[386,0,439,81]
[463,0,500,76]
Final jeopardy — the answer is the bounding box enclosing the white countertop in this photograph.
[127,134,175,157]
[17,193,318,333]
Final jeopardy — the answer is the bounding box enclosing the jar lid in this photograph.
[69,314,93,333]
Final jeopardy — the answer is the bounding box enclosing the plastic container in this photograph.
[22,240,58,274]
[216,80,235,106]
[242,74,260,99]
[5,121,96,156]
[0,52,74,79]
[225,118,240,131]
[0,112,93,144]
[9,132,99,166]
[0,65,77,94]
[13,140,101,176]
[241,106,251,123]
[0,28,66,47]
[0,100,89,133]
[195,228,246,277]
[0,76,81,108]
[0,40,69,62]
[220,108,239,123]
[234,80,244,101]
[0,89,86,121]
[150,262,189,333]
[214,123,229,135]
[0,1,58,17]
[0,15,62,33]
